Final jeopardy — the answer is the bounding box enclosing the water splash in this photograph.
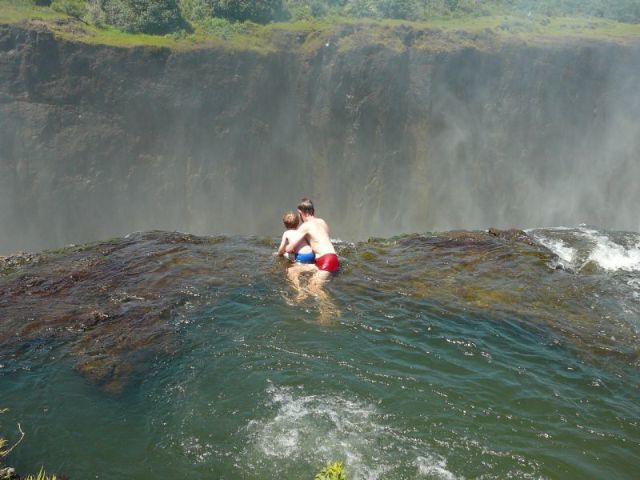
[580,229,640,272]
[243,384,457,480]
[531,227,640,272]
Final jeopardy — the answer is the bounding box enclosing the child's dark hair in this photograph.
[282,211,300,229]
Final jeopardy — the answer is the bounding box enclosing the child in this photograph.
[276,211,315,264]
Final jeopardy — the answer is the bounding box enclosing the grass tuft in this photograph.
[23,467,58,480]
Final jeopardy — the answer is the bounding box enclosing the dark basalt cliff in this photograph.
[1,24,639,253]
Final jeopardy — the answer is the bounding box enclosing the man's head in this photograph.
[282,211,300,230]
[297,198,315,220]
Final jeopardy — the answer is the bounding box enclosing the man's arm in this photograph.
[285,224,309,253]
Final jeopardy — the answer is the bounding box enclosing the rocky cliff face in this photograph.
[1,24,639,253]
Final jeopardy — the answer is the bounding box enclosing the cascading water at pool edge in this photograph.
[1,228,639,479]
[1,24,640,254]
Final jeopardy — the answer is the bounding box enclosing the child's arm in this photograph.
[276,232,288,256]
[285,224,309,254]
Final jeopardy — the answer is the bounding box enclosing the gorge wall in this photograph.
[1,24,639,254]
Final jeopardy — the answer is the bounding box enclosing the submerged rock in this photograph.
[0,232,211,393]
[1,229,638,393]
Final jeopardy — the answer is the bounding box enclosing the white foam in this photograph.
[589,242,640,271]
[244,385,453,479]
[534,236,576,264]
[579,230,640,272]
[628,278,640,289]
[331,238,355,247]
[246,385,382,478]
[524,226,574,233]
[415,455,459,479]
[533,228,640,272]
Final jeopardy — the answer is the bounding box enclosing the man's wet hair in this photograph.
[298,198,315,215]
[282,211,300,229]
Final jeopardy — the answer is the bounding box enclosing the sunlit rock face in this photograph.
[1,24,639,254]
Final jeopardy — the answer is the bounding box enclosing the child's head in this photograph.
[282,211,300,230]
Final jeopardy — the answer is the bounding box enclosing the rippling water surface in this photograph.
[1,228,639,479]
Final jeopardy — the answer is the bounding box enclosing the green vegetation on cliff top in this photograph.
[1,0,640,53]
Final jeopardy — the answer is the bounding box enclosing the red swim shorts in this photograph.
[315,253,340,272]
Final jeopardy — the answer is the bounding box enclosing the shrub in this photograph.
[285,0,329,19]
[315,461,347,480]
[1,409,23,480]
[198,16,246,36]
[51,0,88,19]
[345,0,376,18]
[0,409,23,461]
[210,0,288,23]
[1,409,57,480]
[179,0,214,22]
[85,0,107,25]
[102,0,189,34]
[608,0,640,23]
[377,0,418,19]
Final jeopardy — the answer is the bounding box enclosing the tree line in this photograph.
[37,0,640,35]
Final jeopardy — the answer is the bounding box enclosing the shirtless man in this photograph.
[285,198,339,287]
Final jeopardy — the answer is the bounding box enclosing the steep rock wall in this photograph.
[1,25,639,253]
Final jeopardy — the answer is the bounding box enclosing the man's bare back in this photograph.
[288,217,335,257]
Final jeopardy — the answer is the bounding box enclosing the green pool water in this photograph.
[1,228,639,479]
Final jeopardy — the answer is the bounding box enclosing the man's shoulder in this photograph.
[312,217,329,229]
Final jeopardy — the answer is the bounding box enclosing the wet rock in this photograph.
[0,233,199,393]
[487,228,536,245]
[0,252,43,275]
